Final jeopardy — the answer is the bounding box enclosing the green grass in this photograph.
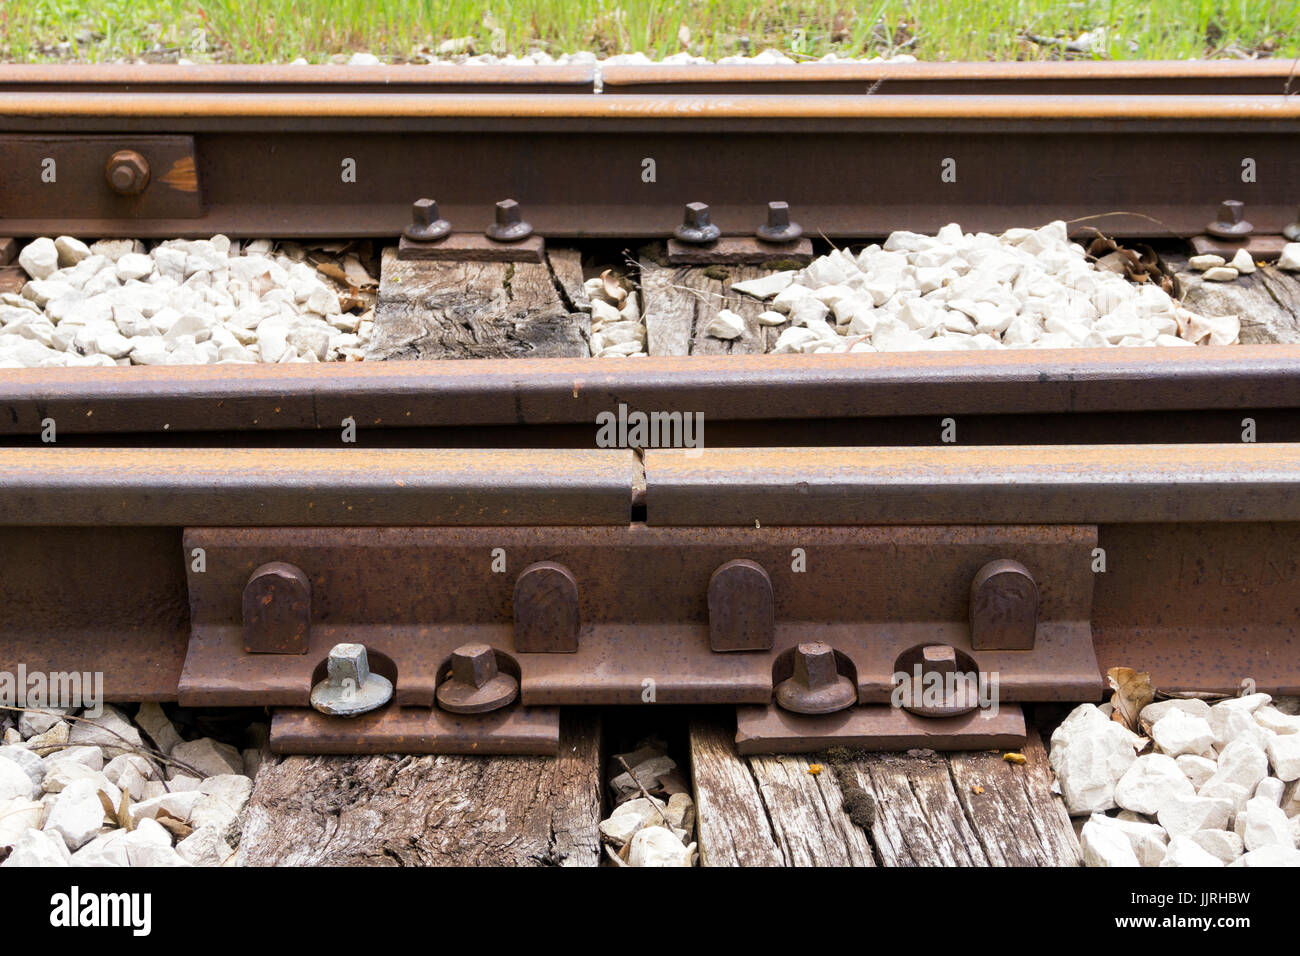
[2,0,1298,63]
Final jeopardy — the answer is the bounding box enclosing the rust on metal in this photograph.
[0,447,635,526]
[396,232,545,262]
[3,347,1300,438]
[1189,233,1288,261]
[105,148,150,196]
[645,444,1300,526]
[242,561,311,654]
[774,641,858,715]
[513,561,580,653]
[403,197,452,242]
[969,558,1038,650]
[601,59,1300,96]
[435,643,519,714]
[707,558,774,652]
[894,643,980,717]
[179,524,1103,707]
[1205,199,1252,238]
[270,704,561,755]
[734,703,1027,754]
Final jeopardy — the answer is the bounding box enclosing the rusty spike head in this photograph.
[921,644,958,678]
[437,643,519,714]
[756,200,803,243]
[404,197,451,241]
[451,642,498,688]
[674,201,721,244]
[486,198,533,242]
[1205,199,1252,238]
[775,641,857,715]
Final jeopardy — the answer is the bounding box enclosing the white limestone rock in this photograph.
[1151,709,1214,758]
[1114,754,1196,815]
[731,271,796,300]
[0,758,37,802]
[18,708,69,738]
[1255,705,1300,735]
[1176,754,1218,789]
[1229,249,1256,274]
[67,704,143,757]
[169,737,244,779]
[0,799,45,848]
[1160,835,1226,867]
[1231,845,1300,866]
[1188,254,1226,271]
[18,238,59,280]
[1157,793,1234,837]
[0,826,72,866]
[626,826,695,867]
[1084,812,1168,866]
[1255,777,1285,807]
[176,825,236,866]
[54,236,91,268]
[1202,266,1238,282]
[1266,733,1300,781]
[1277,243,1300,271]
[1203,737,1269,796]
[133,702,182,754]
[1080,818,1140,866]
[1238,796,1295,851]
[1189,827,1244,864]
[43,778,107,850]
[1049,704,1144,814]
[0,745,45,790]
[188,774,252,842]
[599,796,667,846]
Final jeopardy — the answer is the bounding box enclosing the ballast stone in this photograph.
[1080,818,1140,866]
[1266,733,1300,781]
[1160,835,1226,867]
[44,778,107,850]
[1151,710,1215,758]
[1114,754,1196,815]
[1157,793,1234,837]
[1049,704,1143,814]
[0,826,72,866]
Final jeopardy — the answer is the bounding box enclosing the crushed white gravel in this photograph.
[724,221,1248,353]
[2,236,371,368]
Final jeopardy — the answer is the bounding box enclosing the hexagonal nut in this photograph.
[106,150,151,196]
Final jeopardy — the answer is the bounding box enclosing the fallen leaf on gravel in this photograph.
[1107,666,1155,732]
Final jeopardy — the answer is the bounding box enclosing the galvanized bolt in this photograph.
[310,643,393,717]
[774,641,856,715]
[673,201,721,244]
[485,199,533,242]
[404,198,451,242]
[1205,200,1253,239]
[1284,208,1300,243]
[436,642,519,714]
[105,149,150,197]
[756,201,803,243]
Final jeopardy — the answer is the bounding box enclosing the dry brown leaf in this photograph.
[118,790,134,832]
[342,253,377,289]
[600,269,628,306]
[154,812,194,840]
[98,789,118,826]
[315,261,351,286]
[1107,666,1155,732]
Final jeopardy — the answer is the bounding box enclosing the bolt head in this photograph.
[1218,200,1244,224]
[921,644,958,678]
[1206,199,1252,238]
[766,201,791,228]
[451,642,499,689]
[404,197,451,241]
[485,199,532,241]
[793,641,839,689]
[327,643,371,687]
[105,150,150,196]
[412,198,438,225]
[684,202,711,228]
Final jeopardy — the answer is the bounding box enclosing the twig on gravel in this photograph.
[614,754,673,829]
[0,704,200,786]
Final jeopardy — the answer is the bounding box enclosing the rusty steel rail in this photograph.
[643,444,1300,525]
[1,64,1299,237]
[602,59,1300,95]
[0,447,637,525]
[1,347,1299,443]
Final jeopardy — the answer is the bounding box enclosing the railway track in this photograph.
[2,60,1300,759]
